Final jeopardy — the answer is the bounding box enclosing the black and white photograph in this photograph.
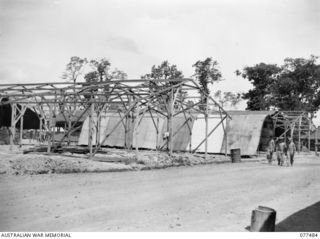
[0,0,319,236]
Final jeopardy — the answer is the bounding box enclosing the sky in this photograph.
[0,0,319,113]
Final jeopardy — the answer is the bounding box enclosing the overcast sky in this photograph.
[0,0,319,109]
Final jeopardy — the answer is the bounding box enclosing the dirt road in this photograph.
[1,155,319,231]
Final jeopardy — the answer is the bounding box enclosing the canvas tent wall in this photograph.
[78,110,279,155]
[132,113,195,151]
[189,111,277,155]
[132,113,166,149]
[189,114,225,153]
[78,112,158,148]
[78,113,115,146]
[78,112,194,151]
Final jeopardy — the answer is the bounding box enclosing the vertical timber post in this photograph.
[134,102,140,156]
[88,102,94,159]
[19,106,25,148]
[167,102,170,153]
[225,118,228,157]
[284,121,288,143]
[219,108,228,157]
[10,103,16,151]
[189,114,192,153]
[52,96,57,147]
[298,115,302,153]
[316,126,319,156]
[308,117,311,151]
[39,114,43,145]
[67,117,72,146]
[156,113,159,151]
[124,110,128,149]
[291,121,295,139]
[168,89,174,156]
[47,105,53,153]
[96,111,101,147]
[205,96,208,160]
[125,96,132,150]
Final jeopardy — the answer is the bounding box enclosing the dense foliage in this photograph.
[237,56,320,116]
[141,61,185,109]
[192,57,223,107]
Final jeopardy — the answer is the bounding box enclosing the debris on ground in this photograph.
[0,145,260,175]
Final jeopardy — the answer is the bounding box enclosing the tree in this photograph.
[86,58,111,82]
[84,59,128,100]
[62,56,88,84]
[142,61,183,84]
[236,63,281,110]
[84,59,128,83]
[84,71,99,83]
[213,90,242,108]
[238,56,320,116]
[192,57,222,106]
[271,56,320,116]
[111,68,128,80]
[62,56,88,110]
[141,61,184,109]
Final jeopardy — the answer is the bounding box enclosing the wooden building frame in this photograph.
[271,111,313,152]
[0,78,231,158]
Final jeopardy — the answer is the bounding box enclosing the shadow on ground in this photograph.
[276,201,320,232]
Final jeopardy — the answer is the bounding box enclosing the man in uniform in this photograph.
[267,137,276,163]
[278,139,287,166]
[288,138,296,166]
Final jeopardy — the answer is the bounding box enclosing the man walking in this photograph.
[278,139,287,166]
[267,137,276,163]
[288,138,296,166]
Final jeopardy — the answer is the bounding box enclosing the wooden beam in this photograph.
[192,115,227,153]
[160,116,192,150]
[298,116,302,153]
[219,108,228,156]
[54,104,90,149]
[308,117,311,151]
[47,105,53,153]
[17,105,27,148]
[10,103,16,150]
[316,127,318,155]
[19,108,24,148]
[134,103,141,156]
[88,102,94,158]
[205,97,208,159]
[168,89,174,155]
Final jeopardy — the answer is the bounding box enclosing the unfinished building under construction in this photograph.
[0,79,316,158]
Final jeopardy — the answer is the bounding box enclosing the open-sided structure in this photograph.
[271,111,315,152]
[0,79,230,158]
[222,110,315,155]
[1,79,315,157]
[57,108,317,156]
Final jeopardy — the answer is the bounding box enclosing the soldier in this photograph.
[278,139,287,166]
[288,138,296,166]
[267,137,276,163]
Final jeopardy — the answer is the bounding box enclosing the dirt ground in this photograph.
[0,150,319,232]
[0,145,240,175]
